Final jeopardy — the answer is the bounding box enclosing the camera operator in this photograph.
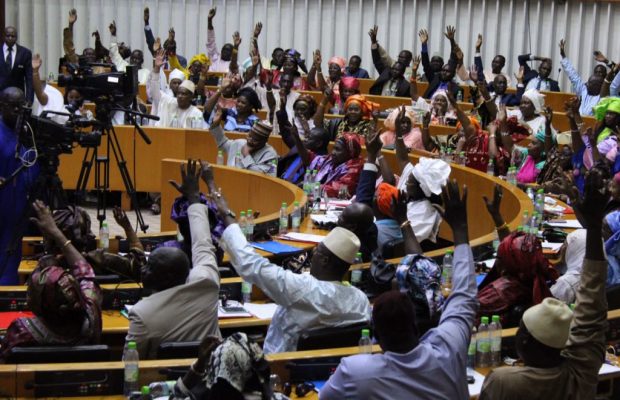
[0,87,40,285]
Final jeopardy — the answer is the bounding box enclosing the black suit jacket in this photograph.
[369,47,410,97]
[518,53,560,92]
[0,44,33,102]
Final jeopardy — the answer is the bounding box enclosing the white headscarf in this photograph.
[550,229,586,304]
[411,158,452,198]
[168,69,185,84]
[522,89,546,114]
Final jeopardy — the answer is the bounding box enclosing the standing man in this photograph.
[206,7,234,73]
[0,27,33,104]
[0,87,39,284]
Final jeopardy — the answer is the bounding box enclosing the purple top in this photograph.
[320,244,478,400]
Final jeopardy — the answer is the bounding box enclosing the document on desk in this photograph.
[280,232,326,243]
[243,302,278,319]
[545,220,583,229]
[218,300,253,318]
[542,241,563,252]
[467,368,487,397]
[599,362,620,376]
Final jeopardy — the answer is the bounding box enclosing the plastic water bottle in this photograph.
[98,221,109,251]
[234,151,242,168]
[291,201,301,232]
[456,90,464,102]
[216,150,224,165]
[239,211,247,237]
[526,187,535,203]
[444,148,453,164]
[486,159,494,176]
[170,114,179,128]
[279,202,288,234]
[140,386,152,400]
[268,159,277,176]
[351,252,363,287]
[358,329,372,354]
[246,209,254,241]
[48,72,55,83]
[241,281,252,303]
[459,151,466,166]
[123,341,140,396]
[476,317,491,368]
[441,250,454,297]
[530,211,539,235]
[303,170,311,193]
[507,167,517,185]
[467,326,477,369]
[521,210,530,228]
[535,189,545,216]
[489,315,502,367]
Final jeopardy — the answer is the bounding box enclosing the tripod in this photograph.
[75,102,152,232]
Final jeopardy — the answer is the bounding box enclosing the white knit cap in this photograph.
[168,69,186,84]
[179,80,196,94]
[522,297,574,349]
[411,157,452,198]
[322,227,360,264]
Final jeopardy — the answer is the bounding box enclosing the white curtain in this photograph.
[6,0,620,90]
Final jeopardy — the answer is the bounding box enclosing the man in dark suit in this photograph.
[1,27,33,103]
[369,46,410,97]
[518,53,560,92]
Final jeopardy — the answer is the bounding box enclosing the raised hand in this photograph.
[144,6,150,24]
[279,88,287,110]
[153,37,162,52]
[395,105,407,137]
[514,66,524,84]
[212,106,225,127]
[497,103,507,122]
[92,30,100,40]
[475,34,483,51]
[368,25,378,44]
[418,29,428,44]
[32,53,42,71]
[109,20,117,36]
[454,46,464,65]
[169,159,201,204]
[29,200,62,239]
[433,180,469,244]
[412,55,421,72]
[482,184,504,225]
[233,31,241,48]
[322,86,334,105]
[154,48,166,69]
[542,106,553,125]
[250,49,260,66]
[446,89,458,107]
[573,167,610,229]
[444,25,456,41]
[422,111,431,128]
[313,49,322,67]
[253,21,263,38]
[593,50,609,64]
[113,206,132,231]
[199,159,216,191]
[559,38,566,58]
[68,8,77,25]
[208,7,217,20]
[469,64,478,83]
[168,27,175,40]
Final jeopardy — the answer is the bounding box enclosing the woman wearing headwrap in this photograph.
[477,231,559,326]
[307,133,364,198]
[220,87,262,132]
[315,91,379,142]
[203,75,243,122]
[307,50,345,92]
[328,76,360,114]
[0,201,102,361]
[411,57,458,125]
[169,52,212,84]
[550,229,586,304]
[506,89,556,140]
[380,107,425,150]
[264,52,308,91]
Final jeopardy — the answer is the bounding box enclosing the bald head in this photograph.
[4,27,17,47]
[338,203,374,233]
[141,247,190,293]
[1,87,25,129]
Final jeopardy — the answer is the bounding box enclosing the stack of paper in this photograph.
[280,232,326,243]
[243,303,278,319]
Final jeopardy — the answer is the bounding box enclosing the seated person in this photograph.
[332,76,361,114]
[410,58,457,125]
[202,75,243,122]
[277,110,330,185]
[368,58,410,97]
[307,133,364,198]
[477,231,559,326]
[150,50,203,128]
[31,54,66,125]
[126,160,221,359]
[481,171,608,399]
[604,210,620,287]
[107,21,150,84]
[0,200,102,361]
[550,229,586,304]
[307,52,345,96]
[321,182,478,399]
[338,203,378,262]
[212,189,371,354]
[170,333,276,400]
[262,52,308,91]
[209,111,278,175]
[259,73,304,134]
[315,92,379,142]
[489,73,524,107]
[380,106,433,151]
[474,34,510,86]
[344,55,370,79]
[518,53,560,92]
[216,87,262,132]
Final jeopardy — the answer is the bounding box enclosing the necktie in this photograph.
[536,78,541,90]
[5,46,12,71]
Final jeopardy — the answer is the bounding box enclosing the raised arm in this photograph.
[108,21,129,72]
[482,184,510,241]
[313,87,332,129]
[229,31,241,74]
[420,112,437,153]
[209,113,232,154]
[204,77,229,116]
[410,55,421,101]
[206,7,220,60]
[419,29,433,82]
[143,7,156,56]
[31,54,47,106]
[371,43,388,75]
[559,39,585,94]
[393,191,423,255]
[565,97,585,153]
[394,106,411,172]
[92,31,109,61]
[474,34,485,82]
[63,9,79,64]
[354,131,382,206]
[113,207,143,252]
[150,49,165,105]
[447,89,476,142]
[308,50,326,91]
[542,106,554,155]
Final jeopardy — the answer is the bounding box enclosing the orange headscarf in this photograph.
[344,94,379,120]
[456,116,482,133]
[375,183,399,218]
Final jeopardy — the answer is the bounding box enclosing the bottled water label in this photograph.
[124,364,138,381]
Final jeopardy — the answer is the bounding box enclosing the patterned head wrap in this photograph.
[28,264,85,323]
[384,107,416,132]
[189,53,211,68]
[171,193,226,243]
[52,206,95,252]
[340,76,360,91]
[344,94,379,120]
[522,89,546,114]
[293,94,318,118]
[593,97,620,121]
[328,56,346,72]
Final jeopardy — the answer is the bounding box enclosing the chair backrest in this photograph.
[297,322,370,351]
[607,284,620,310]
[6,344,110,364]
[157,341,201,359]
